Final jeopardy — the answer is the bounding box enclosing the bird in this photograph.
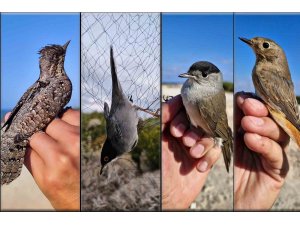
[100,46,139,175]
[179,61,233,172]
[239,37,300,149]
[1,41,72,185]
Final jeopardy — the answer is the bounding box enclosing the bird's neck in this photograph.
[39,61,66,80]
[255,55,291,78]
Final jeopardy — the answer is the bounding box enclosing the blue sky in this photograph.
[235,14,300,95]
[162,13,233,83]
[1,13,80,110]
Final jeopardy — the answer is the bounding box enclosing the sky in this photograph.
[1,13,80,110]
[235,14,300,95]
[162,13,233,83]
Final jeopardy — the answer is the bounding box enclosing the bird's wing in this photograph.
[197,90,231,139]
[106,116,122,142]
[104,102,110,120]
[2,80,41,131]
[196,90,232,171]
[253,70,300,130]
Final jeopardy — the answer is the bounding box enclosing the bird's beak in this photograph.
[62,40,71,51]
[179,73,194,79]
[239,37,253,46]
[100,165,104,175]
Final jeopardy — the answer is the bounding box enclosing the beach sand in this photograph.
[1,166,53,211]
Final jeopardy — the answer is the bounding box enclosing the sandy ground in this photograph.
[274,140,300,210]
[162,84,233,210]
[81,151,160,211]
[1,166,53,211]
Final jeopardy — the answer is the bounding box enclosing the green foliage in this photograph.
[132,118,160,171]
[297,96,300,104]
[223,82,234,92]
[81,112,106,152]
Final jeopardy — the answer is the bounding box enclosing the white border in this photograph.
[1,0,300,224]
[0,0,299,12]
[0,212,299,225]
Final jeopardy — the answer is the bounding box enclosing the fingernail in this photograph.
[197,161,208,172]
[249,117,264,126]
[236,95,245,105]
[191,143,204,158]
[174,123,186,136]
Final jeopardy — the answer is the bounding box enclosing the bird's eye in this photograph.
[202,72,208,78]
[263,42,270,49]
[104,156,109,162]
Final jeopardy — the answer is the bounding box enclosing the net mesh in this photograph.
[81,13,160,118]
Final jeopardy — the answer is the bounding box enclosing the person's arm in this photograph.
[162,95,222,210]
[234,92,289,210]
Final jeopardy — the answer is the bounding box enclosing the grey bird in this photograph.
[179,61,233,172]
[100,47,139,174]
[1,41,72,185]
[239,37,300,148]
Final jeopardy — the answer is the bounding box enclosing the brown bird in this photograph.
[1,41,72,185]
[240,37,300,148]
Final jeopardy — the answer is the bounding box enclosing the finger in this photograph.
[4,112,11,122]
[24,147,46,181]
[235,92,247,111]
[45,118,78,142]
[241,116,289,143]
[196,146,222,172]
[60,109,80,126]
[162,95,183,124]
[244,133,284,168]
[169,110,189,138]
[182,129,202,147]
[189,136,215,158]
[29,132,59,163]
[242,98,269,117]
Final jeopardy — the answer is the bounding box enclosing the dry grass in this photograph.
[81,151,160,211]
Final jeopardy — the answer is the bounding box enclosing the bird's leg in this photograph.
[163,95,174,102]
[128,95,133,103]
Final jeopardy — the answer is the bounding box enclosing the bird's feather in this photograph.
[196,90,233,172]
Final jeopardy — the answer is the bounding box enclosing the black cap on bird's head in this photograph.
[100,138,118,175]
[179,61,221,82]
[39,40,71,62]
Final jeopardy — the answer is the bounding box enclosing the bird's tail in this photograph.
[269,108,300,149]
[110,46,123,98]
[222,138,233,173]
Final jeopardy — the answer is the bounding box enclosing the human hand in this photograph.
[162,95,222,210]
[234,92,290,210]
[4,109,80,211]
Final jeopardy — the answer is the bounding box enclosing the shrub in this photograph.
[223,82,234,92]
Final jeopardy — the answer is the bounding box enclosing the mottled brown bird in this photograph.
[240,37,300,149]
[1,41,72,185]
